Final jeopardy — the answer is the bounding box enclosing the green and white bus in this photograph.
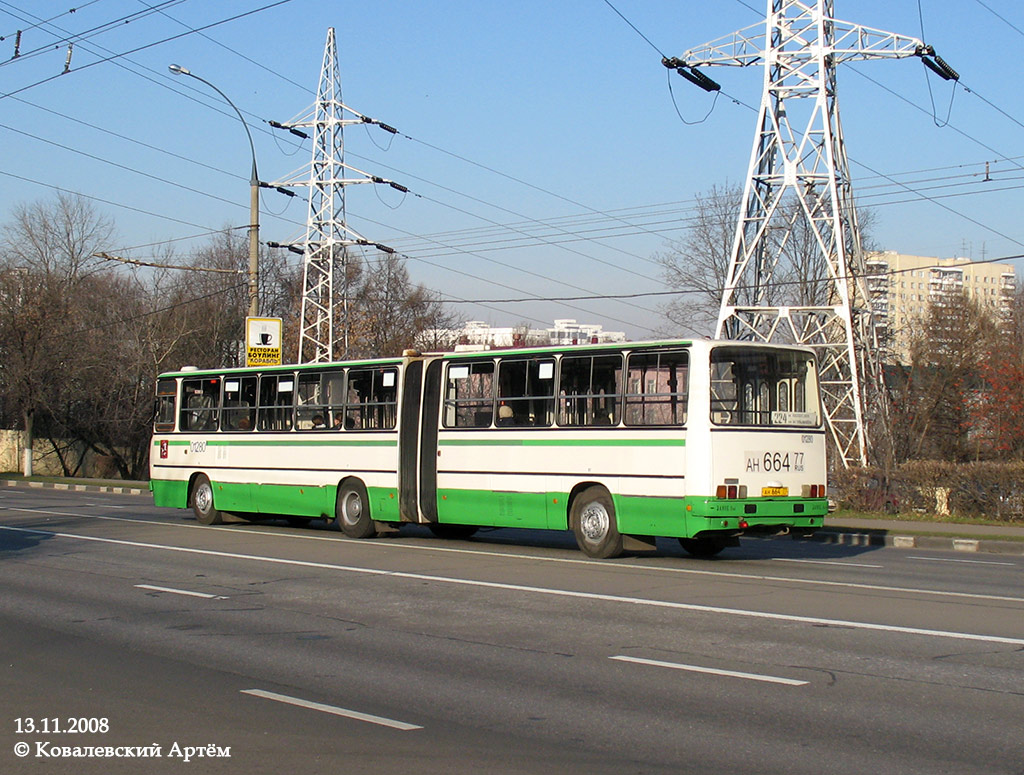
[150,339,828,558]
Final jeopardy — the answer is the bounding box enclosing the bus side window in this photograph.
[625,349,689,426]
[443,361,495,428]
[296,370,344,430]
[222,376,257,431]
[180,377,220,432]
[258,373,295,432]
[347,367,398,431]
[557,354,622,427]
[496,357,555,427]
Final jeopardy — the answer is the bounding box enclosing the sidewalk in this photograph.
[3,475,1023,556]
[1,475,148,496]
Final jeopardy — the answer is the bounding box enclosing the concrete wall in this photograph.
[0,429,120,478]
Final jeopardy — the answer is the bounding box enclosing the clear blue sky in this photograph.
[2,0,1022,339]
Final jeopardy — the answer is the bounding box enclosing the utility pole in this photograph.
[267,28,402,363]
[666,0,957,468]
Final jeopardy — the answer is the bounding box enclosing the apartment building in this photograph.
[445,319,627,351]
[866,251,1017,362]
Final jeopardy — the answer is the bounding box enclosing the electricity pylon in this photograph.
[666,0,957,468]
[268,27,401,363]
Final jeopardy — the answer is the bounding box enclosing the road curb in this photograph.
[4,479,1023,556]
[809,528,1024,556]
[2,479,148,497]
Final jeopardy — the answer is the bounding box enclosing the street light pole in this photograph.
[169,63,259,317]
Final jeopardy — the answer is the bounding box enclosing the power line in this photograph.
[0,0,106,41]
[971,0,1024,39]
[847,66,1024,175]
[2,8,674,312]
[0,0,187,68]
[0,0,295,102]
[600,0,667,58]
[0,168,219,231]
[439,250,1024,306]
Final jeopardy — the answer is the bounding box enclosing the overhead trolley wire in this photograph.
[0,0,187,68]
[0,0,106,41]
[0,0,295,102]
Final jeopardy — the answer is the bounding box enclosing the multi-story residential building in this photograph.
[866,251,1017,363]
[445,319,627,351]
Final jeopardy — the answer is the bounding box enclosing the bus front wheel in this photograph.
[191,474,223,525]
[336,480,376,539]
[571,486,623,559]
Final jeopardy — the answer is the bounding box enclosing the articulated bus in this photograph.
[150,339,828,558]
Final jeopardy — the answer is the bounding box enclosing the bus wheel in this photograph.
[336,480,376,539]
[571,486,623,559]
[679,537,726,558]
[428,524,479,540]
[191,474,223,525]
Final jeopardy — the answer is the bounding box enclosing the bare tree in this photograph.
[889,291,999,462]
[346,251,457,359]
[656,183,878,336]
[0,194,114,475]
[655,183,740,336]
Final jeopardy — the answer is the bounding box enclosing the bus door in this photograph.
[398,360,423,522]
[418,359,442,523]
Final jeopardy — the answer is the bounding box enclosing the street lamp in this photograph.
[169,63,259,317]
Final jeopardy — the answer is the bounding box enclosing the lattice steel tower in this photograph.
[666,0,956,467]
[271,28,400,363]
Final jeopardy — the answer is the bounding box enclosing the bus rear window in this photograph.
[710,347,819,427]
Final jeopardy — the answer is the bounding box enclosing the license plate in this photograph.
[761,487,788,497]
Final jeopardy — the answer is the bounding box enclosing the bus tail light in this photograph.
[802,484,827,497]
[716,483,748,499]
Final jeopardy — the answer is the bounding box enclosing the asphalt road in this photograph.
[1,486,1022,774]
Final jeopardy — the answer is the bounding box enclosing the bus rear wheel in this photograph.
[571,486,623,559]
[191,474,223,525]
[336,480,376,539]
[679,537,727,558]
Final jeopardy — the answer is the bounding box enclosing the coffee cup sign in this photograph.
[246,317,283,367]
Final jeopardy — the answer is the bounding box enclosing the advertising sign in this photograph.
[246,317,283,367]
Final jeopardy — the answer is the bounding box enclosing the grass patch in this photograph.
[0,473,147,489]
[831,507,1022,527]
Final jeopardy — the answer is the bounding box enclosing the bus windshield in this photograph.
[709,346,820,428]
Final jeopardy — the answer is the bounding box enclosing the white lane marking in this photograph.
[610,656,809,686]
[3,506,1023,605]
[772,558,883,568]
[908,556,1015,567]
[2,524,1024,647]
[241,689,422,730]
[135,584,226,599]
